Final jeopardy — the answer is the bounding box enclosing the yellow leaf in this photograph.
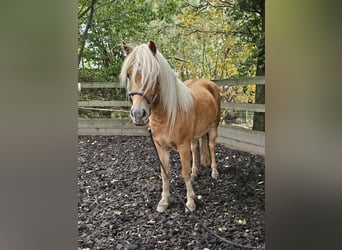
[234,219,247,225]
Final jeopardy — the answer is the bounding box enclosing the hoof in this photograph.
[211,171,219,179]
[156,201,168,213]
[185,201,196,212]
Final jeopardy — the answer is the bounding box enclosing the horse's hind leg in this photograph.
[155,146,170,213]
[179,144,196,212]
[199,133,211,166]
[208,128,219,178]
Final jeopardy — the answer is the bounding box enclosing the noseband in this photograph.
[127,77,159,107]
[127,84,159,107]
[127,90,154,106]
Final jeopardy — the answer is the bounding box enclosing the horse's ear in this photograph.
[148,41,157,55]
[122,41,133,56]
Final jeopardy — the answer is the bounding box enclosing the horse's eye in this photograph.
[127,74,130,79]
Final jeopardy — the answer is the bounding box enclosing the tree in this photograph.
[78,0,181,81]
[175,0,264,130]
[78,0,265,130]
[253,0,265,131]
[228,0,265,131]
[166,1,257,80]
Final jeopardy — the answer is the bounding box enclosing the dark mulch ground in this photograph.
[78,135,265,250]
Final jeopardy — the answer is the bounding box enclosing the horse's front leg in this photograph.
[179,144,196,211]
[191,140,198,180]
[154,144,170,213]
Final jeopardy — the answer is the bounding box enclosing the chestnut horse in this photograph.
[120,41,221,212]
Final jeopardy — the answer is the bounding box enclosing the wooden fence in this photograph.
[78,77,265,155]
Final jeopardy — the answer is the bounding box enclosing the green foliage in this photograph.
[78,0,264,83]
[78,0,265,125]
[78,0,164,80]
[221,84,256,104]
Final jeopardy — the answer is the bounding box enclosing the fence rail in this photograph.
[78,77,265,155]
[212,76,265,86]
[78,100,265,113]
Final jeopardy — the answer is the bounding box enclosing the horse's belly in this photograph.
[192,112,218,137]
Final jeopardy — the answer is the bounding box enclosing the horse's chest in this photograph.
[151,133,176,149]
[149,118,192,148]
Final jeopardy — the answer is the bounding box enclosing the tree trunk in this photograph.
[252,0,265,131]
[253,83,265,131]
[78,0,97,67]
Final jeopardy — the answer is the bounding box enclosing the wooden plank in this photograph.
[217,126,265,155]
[78,100,130,107]
[79,82,121,88]
[78,118,147,129]
[216,137,264,155]
[78,127,149,136]
[79,76,265,89]
[218,126,265,146]
[213,76,265,86]
[78,119,264,155]
[78,119,148,136]
[78,100,264,113]
[220,103,265,113]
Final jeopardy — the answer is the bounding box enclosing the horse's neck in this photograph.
[149,103,175,143]
[150,102,167,124]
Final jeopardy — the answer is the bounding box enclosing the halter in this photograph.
[127,90,158,107]
[127,78,159,107]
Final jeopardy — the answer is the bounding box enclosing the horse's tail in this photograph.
[199,133,211,166]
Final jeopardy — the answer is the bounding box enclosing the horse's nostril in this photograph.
[131,108,147,119]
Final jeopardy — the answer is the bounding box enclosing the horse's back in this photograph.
[185,78,220,100]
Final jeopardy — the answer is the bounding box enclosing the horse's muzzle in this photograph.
[130,107,149,126]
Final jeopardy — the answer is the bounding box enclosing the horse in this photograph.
[120,41,221,212]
